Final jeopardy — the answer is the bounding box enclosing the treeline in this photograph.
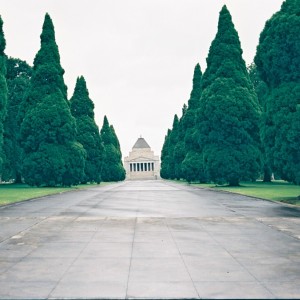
[161,1,299,186]
[0,13,125,186]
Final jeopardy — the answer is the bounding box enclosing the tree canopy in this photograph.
[100,116,125,182]
[181,63,205,183]
[2,58,32,182]
[20,13,85,186]
[160,128,171,179]
[255,0,300,184]
[70,76,104,184]
[0,16,7,178]
[196,5,261,186]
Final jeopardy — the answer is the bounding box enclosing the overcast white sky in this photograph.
[0,0,283,158]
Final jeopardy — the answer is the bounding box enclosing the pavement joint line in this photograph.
[0,216,56,279]
[165,218,201,299]
[125,190,140,299]
[201,215,277,298]
[125,216,137,299]
[47,210,105,298]
[256,217,300,242]
[0,216,47,244]
[1,180,300,299]
[46,189,113,298]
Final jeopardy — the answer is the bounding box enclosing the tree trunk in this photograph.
[15,172,22,184]
[229,178,240,186]
[263,164,272,182]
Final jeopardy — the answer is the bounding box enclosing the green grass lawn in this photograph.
[0,183,111,206]
[190,181,300,205]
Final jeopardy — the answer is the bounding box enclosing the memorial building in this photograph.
[124,137,160,180]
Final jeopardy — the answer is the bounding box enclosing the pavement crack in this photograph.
[166,219,201,299]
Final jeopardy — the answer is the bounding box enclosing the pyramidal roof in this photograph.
[133,137,150,149]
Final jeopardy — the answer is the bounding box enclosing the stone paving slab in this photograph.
[0,180,300,299]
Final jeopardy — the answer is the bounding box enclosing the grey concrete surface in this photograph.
[0,180,300,299]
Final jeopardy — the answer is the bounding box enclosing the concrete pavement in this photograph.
[0,180,300,299]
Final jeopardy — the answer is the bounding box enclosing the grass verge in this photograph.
[0,182,113,206]
[188,181,300,206]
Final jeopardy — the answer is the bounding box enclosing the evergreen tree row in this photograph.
[161,0,299,186]
[100,116,126,182]
[255,0,300,184]
[0,13,125,186]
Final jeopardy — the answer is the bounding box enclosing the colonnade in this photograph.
[129,162,154,172]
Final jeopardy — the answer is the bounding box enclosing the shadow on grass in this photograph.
[277,197,300,205]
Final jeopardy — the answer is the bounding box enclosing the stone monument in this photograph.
[124,137,160,180]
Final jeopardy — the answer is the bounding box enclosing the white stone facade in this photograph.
[124,137,160,180]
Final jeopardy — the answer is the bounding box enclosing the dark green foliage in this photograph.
[100,116,125,182]
[20,13,85,186]
[270,84,300,184]
[247,63,269,107]
[173,139,185,179]
[255,0,300,184]
[110,125,123,158]
[173,105,187,180]
[197,5,261,186]
[70,76,104,184]
[181,150,206,183]
[22,142,85,187]
[186,63,202,110]
[248,63,272,182]
[160,129,171,179]
[161,112,189,180]
[0,16,7,177]
[181,63,206,182]
[161,66,203,182]
[255,0,300,88]
[2,58,32,182]
[164,115,179,179]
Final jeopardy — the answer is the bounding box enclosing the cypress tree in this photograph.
[181,63,206,183]
[255,0,300,184]
[247,63,271,182]
[173,104,187,180]
[110,124,123,158]
[20,13,85,186]
[110,123,126,180]
[197,5,261,186]
[2,58,32,182]
[186,64,202,111]
[70,76,104,184]
[160,128,171,179]
[0,16,7,179]
[100,116,125,181]
[166,114,179,180]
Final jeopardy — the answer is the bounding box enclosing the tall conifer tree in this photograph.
[255,0,300,184]
[100,116,125,181]
[181,63,206,183]
[166,114,179,180]
[20,14,86,186]
[173,104,187,179]
[160,129,171,179]
[0,16,7,178]
[197,6,261,186]
[110,123,126,179]
[2,58,32,182]
[161,115,180,180]
[247,63,271,182]
[110,124,123,157]
[70,76,104,184]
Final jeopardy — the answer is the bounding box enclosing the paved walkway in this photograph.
[0,180,300,299]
